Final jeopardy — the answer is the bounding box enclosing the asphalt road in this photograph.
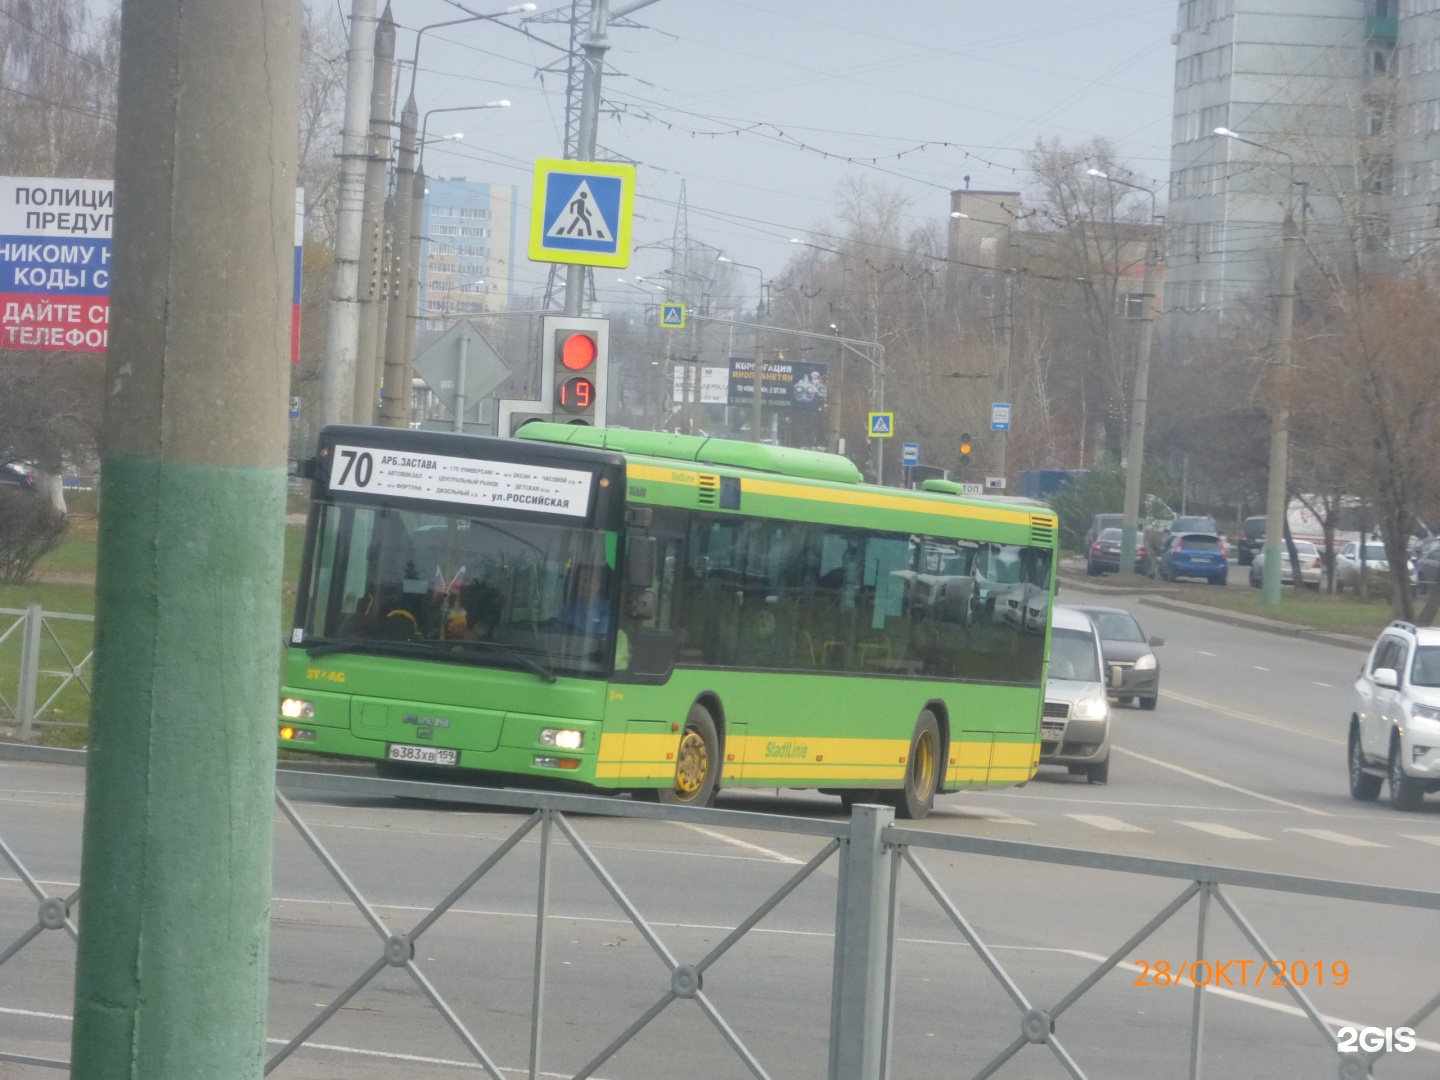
[4,591,1439,1079]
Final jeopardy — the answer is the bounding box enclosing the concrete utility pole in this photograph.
[1087,167,1162,577]
[563,0,610,317]
[1262,208,1299,607]
[353,5,396,426]
[70,0,299,1077]
[994,270,1013,483]
[321,0,379,428]
[379,94,417,427]
[1121,231,1159,575]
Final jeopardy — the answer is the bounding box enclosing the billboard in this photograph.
[727,357,828,411]
[0,176,304,358]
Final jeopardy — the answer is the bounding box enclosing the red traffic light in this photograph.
[560,333,598,371]
[557,375,595,413]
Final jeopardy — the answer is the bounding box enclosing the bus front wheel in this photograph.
[890,710,941,821]
[658,702,720,808]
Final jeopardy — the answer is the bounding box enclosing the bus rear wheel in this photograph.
[890,710,941,821]
[658,703,720,808]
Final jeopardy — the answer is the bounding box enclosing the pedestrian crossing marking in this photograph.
[1404,834,1440,847]
[545,180,613,242]
[948,805,1034,825]
[1285,828,1387,848]
[1066,814,1150,833]
[1178,821,1268,841]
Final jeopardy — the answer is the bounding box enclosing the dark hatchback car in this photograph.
[1074,605,1164,710]
[1083,513,1125,552]
[1085,527,1150,576]
[1157,532,1228,586]
[1236,515,1265,566]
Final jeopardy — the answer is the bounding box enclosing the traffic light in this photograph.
[959,433,974,463]
[542,315,609,426]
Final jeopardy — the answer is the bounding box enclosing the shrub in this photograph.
[0,489,68,584]
[1048,457,1181,553]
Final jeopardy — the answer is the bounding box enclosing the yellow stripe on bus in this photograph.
[624,462,1055,531]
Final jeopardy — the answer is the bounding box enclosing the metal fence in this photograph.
[0,606,93,739]
[2,742,1438,1079]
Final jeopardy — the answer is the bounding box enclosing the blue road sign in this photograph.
[529,159,635,268]
[867,411,894,438]
[902,442,919,466]
[991,402,1011,431]
[660,302,686,329]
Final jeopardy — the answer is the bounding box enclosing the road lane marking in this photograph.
[1064,814,1150,832]
[932,805,1035,825]
[1404,834,1440,847]
[1199,651,1217,657]
[1286,828,1387,848]
[1159,689,1343,746]
[1314,681,1335,688]
[1111,746,1330,816]
[1178,821,1268,840]
[1252,665,1271,671]
[669,822,804,864]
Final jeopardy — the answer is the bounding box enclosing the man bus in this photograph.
[279,424,1058,819]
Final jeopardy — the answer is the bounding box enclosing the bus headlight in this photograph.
[281,698,315,719]
[1072,695,1108,721]
[541,728,583,750]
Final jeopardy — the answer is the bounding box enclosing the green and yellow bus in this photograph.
[280,423,1058,819]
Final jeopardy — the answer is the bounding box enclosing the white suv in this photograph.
[1349,621,1440,810]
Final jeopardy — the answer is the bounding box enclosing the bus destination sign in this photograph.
[328,444,594,518]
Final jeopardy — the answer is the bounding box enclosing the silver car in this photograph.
[1039,606,1112,784]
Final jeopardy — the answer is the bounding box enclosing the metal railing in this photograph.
[2,742,1438,1079]
[0,606,93,739]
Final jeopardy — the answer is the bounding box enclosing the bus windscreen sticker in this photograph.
[329,445,593,517]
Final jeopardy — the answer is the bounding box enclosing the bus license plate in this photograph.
[387,744,458,766]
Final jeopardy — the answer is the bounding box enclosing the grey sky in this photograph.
[403,0,1177,305]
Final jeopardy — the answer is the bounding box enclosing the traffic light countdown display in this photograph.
[542,315,608,426]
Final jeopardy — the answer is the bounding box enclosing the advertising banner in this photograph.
[0,177,304,357]
[727,357,828,411]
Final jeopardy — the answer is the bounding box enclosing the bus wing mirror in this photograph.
[628,590,657,620]
[627,536,658,589]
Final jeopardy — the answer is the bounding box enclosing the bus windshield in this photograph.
[301,503,617,678]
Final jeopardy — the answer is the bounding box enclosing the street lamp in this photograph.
[1088,167,1164,577]
[419,102,509,170]
[718,253,768,443]
[1214,127,1301,607]
[408,5,535,101]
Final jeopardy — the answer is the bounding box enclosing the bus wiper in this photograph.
[305,636,558,683]
[446,639,558,683]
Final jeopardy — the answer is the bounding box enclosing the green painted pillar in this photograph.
[69,0,301,1077]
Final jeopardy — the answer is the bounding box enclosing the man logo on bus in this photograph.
[403,713,451,740]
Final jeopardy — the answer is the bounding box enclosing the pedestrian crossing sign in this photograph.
[529,158,636,268]
[867,411,894,438]
[660,302,686,329]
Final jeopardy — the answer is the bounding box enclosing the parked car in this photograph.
[1236,515,1265,566]
[1085,527,1151,576]
[1146,514,1219,569]
[1416,539,1440,594]
[1074,605,1163,710]
[1039,606,1111,784]
[1247,538,1322,589]
[1335,541,1415,592]
[1347,620,1440,810]
[0,462,37,492]
[1082,513,1125,552]
[1156,532,1228,586]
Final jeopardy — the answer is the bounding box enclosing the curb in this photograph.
[1059,574,1373,652]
